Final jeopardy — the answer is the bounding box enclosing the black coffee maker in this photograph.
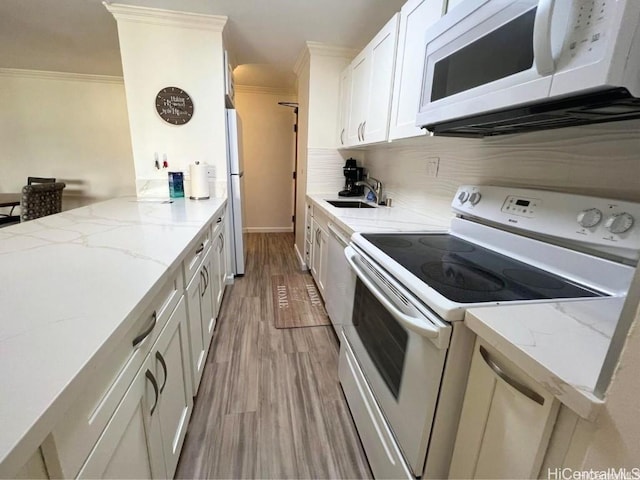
[339,158,364,197]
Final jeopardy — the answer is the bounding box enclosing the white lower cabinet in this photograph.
[78,297,192,479]
[76,354,164,479]
[186,268,207,396]
[153,297,193,477]
[185,220,227,396]
[211,225,226,316]
[449,340,560,479]
[310,220,328,299]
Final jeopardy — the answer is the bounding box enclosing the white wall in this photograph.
[234,87,296,232]
[0,69,135,209]
[362,120,640,209]
[107,5,228,198]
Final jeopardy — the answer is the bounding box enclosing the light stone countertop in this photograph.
[465,298,626,421]
[309,192,622,421]
[306,193,454,235]
[0,196,226,476]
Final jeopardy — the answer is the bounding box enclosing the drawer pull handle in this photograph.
[216,217,222,223]
[145,369,159,416]
[479,346,545,406]
[203,265,210,292]
[155,351,168,393]
[132,312,156,348]
[200,270,207,297]
[195,243,205,255]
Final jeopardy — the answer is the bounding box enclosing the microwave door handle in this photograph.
[345,248,445,345]
[533,0,556,75]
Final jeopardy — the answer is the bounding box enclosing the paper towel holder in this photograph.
[189,161,210,200]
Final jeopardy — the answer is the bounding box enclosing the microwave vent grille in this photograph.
[424,88,640,137]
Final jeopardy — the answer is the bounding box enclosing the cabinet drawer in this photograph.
[212,209,225,238]
[183,227,212,284]
[41,270,183,479]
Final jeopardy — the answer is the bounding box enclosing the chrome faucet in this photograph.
[355,176,383,205]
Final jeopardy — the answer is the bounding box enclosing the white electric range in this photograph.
[339,185,640,479]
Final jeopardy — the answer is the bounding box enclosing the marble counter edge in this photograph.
[464,308,604,421]
[0,196,228,477]
[306,193,453,236]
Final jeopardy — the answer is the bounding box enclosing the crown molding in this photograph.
[293,48,310,77]
[305,41,358,59]
[104,2,227,31]
[293,41,356,76]
[0,68,124,84]
[235,84,296,96]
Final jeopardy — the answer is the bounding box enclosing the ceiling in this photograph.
[0,0,405,88]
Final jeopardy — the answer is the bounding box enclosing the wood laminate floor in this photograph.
[175,233,372,479]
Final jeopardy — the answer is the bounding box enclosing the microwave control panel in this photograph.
[564,0,612,63]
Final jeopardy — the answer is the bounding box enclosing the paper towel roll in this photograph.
[189,162,210,200]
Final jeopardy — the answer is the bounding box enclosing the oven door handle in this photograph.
[345,247,446,345]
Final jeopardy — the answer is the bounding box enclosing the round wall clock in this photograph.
[155,86,194,125]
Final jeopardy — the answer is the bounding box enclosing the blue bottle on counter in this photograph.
[168,172,185,198]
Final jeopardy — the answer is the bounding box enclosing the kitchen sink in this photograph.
[326,200,375,209]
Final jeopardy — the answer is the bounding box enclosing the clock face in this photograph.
[155,87,194,125]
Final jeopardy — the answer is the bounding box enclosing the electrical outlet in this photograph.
[426,157,440,178]
[205,166,216,178]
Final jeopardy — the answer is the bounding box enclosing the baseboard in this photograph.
[294,243,308,271]
[244,226,293,233]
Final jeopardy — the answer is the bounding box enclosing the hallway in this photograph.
[175,233,372,479]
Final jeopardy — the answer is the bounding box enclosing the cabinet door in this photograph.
[77,355,165,479]
[317,227,329,299]
[449,341,560,479]
[389,0,445,140]
[347,50,370,146]
[200,248,216,351]
[154,298,193,479]
[185,267,206,395]
[214,230,226,314]
[337,64,352,147]
[362,13,399,144]
[310,220,321,281]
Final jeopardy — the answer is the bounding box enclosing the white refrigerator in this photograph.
[225,109,246,275]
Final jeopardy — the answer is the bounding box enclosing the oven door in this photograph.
[342,245,451,476]
[417,0,573,129]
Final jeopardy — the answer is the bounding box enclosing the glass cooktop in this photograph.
[362,233,604,303]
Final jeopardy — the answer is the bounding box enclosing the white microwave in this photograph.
[416,0,640,137]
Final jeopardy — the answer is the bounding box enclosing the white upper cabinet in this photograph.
[343,13,399,147]
[362,14,400,144]
[445,0,465,14]
[337,65,352,147]
[389,0,446,141]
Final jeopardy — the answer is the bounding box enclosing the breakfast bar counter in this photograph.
[0,196,226,476]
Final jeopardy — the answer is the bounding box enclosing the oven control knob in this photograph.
[457,191,470,204]
[577,208,603,228]
[604,213,634,234]
[469,192,482,205]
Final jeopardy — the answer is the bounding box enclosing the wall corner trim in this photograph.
[0,68,124,84]
[104,3,228,31]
